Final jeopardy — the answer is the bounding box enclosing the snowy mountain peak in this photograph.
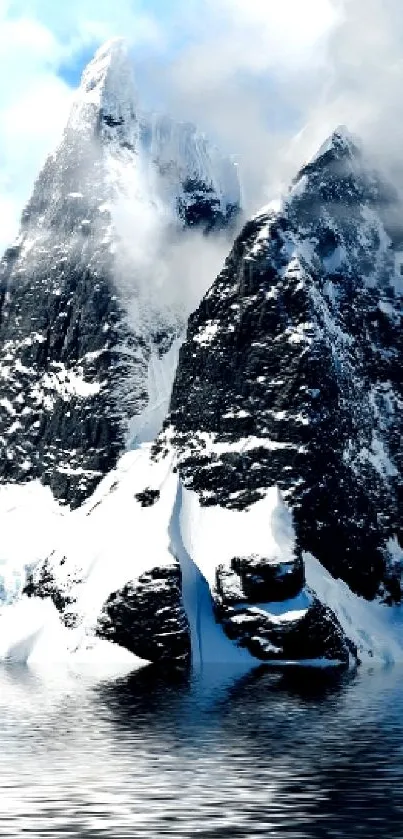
[80,37,135,100]
[307,125,361,168]
[68,37,137,139]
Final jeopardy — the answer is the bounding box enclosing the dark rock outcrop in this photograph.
[214,561,355,666]
[217,595,355,666]
[96,564,191,666]
[223,554,304,603]
[23,555,81,628]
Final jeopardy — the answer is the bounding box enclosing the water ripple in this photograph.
[0,664,402,837]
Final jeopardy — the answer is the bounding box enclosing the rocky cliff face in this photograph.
[1,90,402,669]
[159,128,403,614]
[0,38,240,508]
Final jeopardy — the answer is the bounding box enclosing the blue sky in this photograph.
[1,0,401,252]
[52,0,192,87]
[58,46,100,88]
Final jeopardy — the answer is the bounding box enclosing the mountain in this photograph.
[0,38,240,509]
[154,125,402,663]
[1,97,402,669]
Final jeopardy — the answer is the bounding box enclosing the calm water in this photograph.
[0,662,403,838]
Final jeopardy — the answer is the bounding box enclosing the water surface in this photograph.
[0,662,402,837]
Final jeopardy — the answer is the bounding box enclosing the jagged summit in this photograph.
[307,125,361,168]
[288,124,402,247]
[253,125,364,224]
[80,37,132,94]
[292,123,364,190]
[67,36,137,143]
[17,37,240,237]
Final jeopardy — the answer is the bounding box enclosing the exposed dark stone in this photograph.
[23,556,80,628]
[213,552,355,666]
[177,177,240,233]
[96,564,191,666]
[100,111,125,127]
[0,233,146,507]
[229,554,304,603]
[134,488,161,507]
[217,596,356,666]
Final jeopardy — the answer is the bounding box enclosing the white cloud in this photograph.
[2,0,403,253]
[272,0,403,191]
[8,0,164,48]
[148,0,341,212]
[211,0,340,72]
[147,0,403,212]
[0,15,73,251]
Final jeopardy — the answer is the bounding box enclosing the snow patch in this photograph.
[0,482,66,605]
[0,449,295,670]
[233,590,312,624]
[170,483,254,667]
[180,485,295,590]
[0,596,146,673]
[0,448,179,662]
[193,320,219,346]
[357,433,398,480]
[305,552,403,666]
[127,335,183,448]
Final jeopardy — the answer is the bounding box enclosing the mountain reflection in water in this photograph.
[0,662,402,837]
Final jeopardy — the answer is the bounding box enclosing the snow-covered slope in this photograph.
[0,447,249,667]
[0,444,353,669]
[0,38,240,508]
[2,440,400,669]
